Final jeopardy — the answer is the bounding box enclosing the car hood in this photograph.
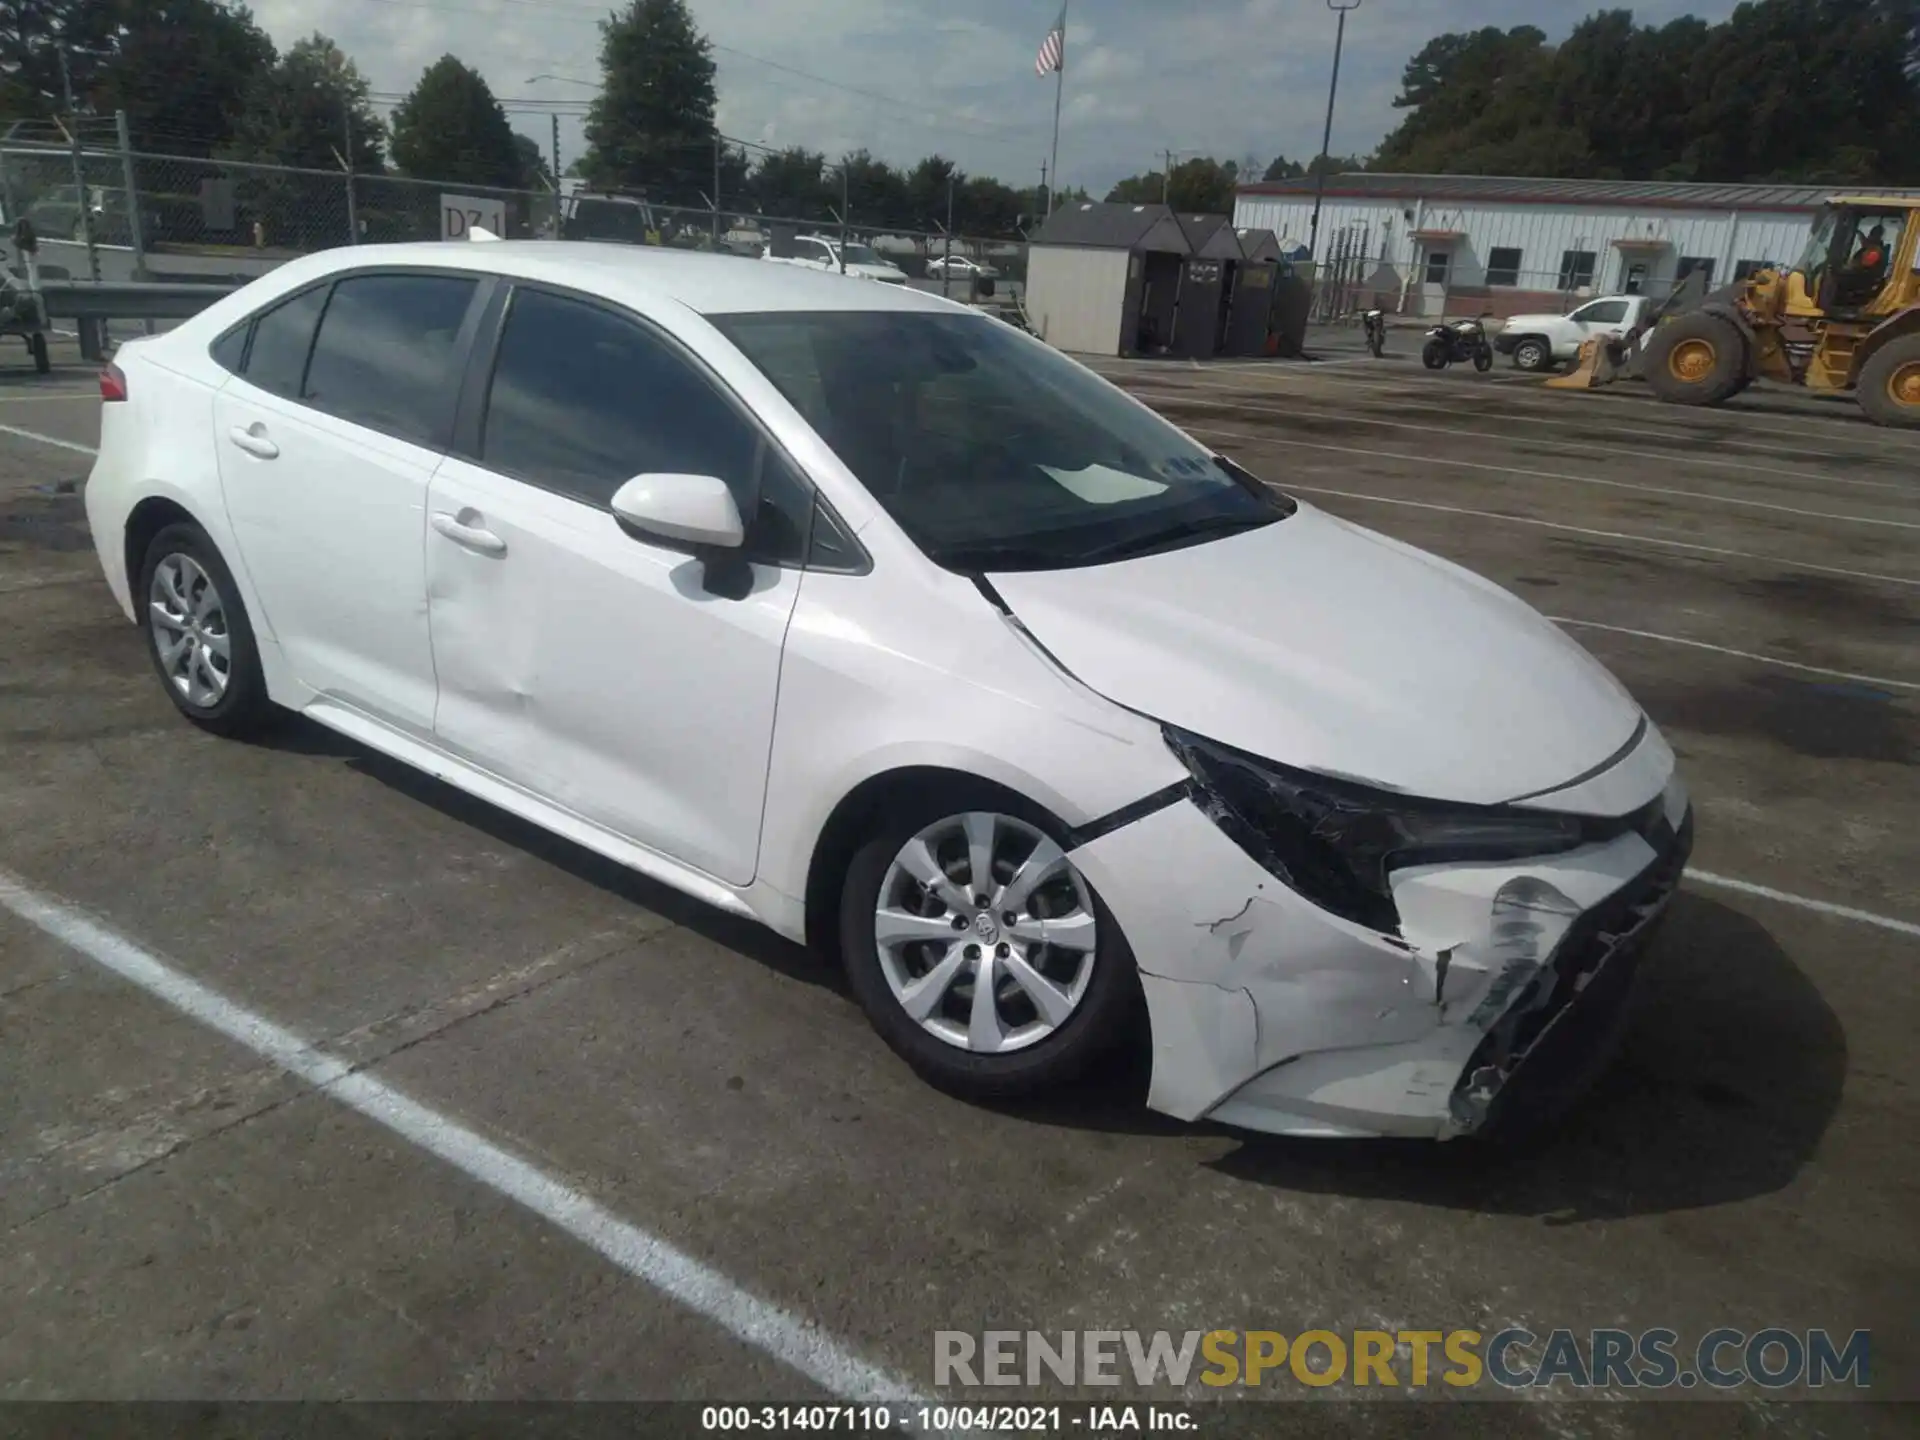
[1503,312,1569,329]
[987,504,1644,806]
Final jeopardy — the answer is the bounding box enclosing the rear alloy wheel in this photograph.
[839,801,1137,1099]
[1421,339,1449,370]
[1643,312,1746,406]
[1857,334,1920,430]
[1512,337,1552,372]
[139,522,275,738]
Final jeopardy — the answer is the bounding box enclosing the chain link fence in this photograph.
[0,132,1030,318]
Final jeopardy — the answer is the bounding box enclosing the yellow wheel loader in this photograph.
[1555,196,1920,428]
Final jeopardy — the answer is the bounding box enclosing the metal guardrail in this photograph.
[39,279,238,321]
[32,278,238,361]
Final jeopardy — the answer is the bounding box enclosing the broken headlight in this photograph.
[1164,726,1597,934]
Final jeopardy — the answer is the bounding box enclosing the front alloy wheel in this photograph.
[874,812,1098,1054]
[839,797,1138,1099]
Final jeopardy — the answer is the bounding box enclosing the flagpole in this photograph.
[1046,0,1068,217]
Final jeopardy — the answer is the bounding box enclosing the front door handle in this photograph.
[227,424,279,460]
[431,510,507,556]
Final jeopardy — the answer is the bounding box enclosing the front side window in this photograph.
[302,273,478,447]
[712,310,1295,573]
[481,287,812,563]
[1573,299,1629,325]
[243,285,329,400]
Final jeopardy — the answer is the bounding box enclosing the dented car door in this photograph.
[424,284,802,886]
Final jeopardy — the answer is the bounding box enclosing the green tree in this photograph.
[905,154,961,229]
[581,0,716,205]
[748,146,828,219]
[1105,156,1237,213]
[838,149,908,227]
[78,1,275,154]
[390,55,521,188]
[224,32,385,173]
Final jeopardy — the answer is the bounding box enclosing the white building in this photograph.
[1234,173,1920,317]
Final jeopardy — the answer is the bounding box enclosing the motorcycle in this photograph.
[1363,309,1387,358]
[1422,317,1494,372]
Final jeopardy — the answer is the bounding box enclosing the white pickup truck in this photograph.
[1493,295,1657,372]
[763,234,909,285]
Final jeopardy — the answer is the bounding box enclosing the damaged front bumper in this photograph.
[1066,772,1693,1140]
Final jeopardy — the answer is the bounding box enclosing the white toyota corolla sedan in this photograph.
[85,241,1692,1141]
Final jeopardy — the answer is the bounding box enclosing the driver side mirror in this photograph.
[610,473,744,551]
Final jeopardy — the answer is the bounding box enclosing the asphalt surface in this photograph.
[0,334,1914,1434]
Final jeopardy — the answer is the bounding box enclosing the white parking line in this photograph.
[1125,381,1919,493]
[1685,871,1920,939]
[0,422,97,456]
[1184,435,1920,590]
[1549,618,1920,692]
[1203,429,1920,531]
[0,870,934,1414]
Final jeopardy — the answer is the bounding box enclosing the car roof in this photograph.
[272,240,951,318]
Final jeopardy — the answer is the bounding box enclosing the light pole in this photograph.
[1307,0,1362,264]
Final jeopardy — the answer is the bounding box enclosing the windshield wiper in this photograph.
[1076,512,1276,566]
[935,541,1075,572]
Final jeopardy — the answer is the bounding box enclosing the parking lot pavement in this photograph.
[0,348,1915,1430]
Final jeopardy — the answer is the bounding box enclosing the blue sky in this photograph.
[255,1,1744,193]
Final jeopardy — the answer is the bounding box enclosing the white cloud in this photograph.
[251,0,1745,194]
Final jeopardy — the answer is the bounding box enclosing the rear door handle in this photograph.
[431,510,507,556]
[227,424,278,460]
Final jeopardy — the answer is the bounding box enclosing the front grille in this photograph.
[1451,809,1693,1137]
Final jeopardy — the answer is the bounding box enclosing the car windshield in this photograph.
[712,310,1295,572]
[838,243,881,265]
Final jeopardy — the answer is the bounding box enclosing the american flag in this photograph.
[1035,5,1066,77]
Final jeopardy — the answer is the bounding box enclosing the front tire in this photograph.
[1643,312,1746,407]
[838,795,1138,1100]
[1512,337,1551,372]
[1421,339,1449,370]
[1857,334,1920,429]
[138,522,276,738]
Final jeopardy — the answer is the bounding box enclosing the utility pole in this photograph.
[56,47,99,282]
[712,135,721,248]
[551,113,563,237]
[341,96,360,245]
[944,170,955,298]
[114,109,148,284]
[1308,0,1363,264]
[1163,149,1173,205]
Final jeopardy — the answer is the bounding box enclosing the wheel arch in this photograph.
[122,494,206,607]
[1856,305,1920,372]
[801,765,1079,959]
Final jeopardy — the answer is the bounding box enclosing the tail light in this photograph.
[100,364,128,402]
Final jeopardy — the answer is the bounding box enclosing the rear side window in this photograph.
[210,324,248,374]
[302,273,478,447]
[243,285,329,399]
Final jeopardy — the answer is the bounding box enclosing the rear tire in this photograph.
[1421,339,1449,370]
[1512,337,1552,372]
[1857,334,1920,429]
[838,789,1140,1101]
[1473,344,1494,373]
[29,331,48,374]
[1643,312,1746,407]
[137,522,276,739]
